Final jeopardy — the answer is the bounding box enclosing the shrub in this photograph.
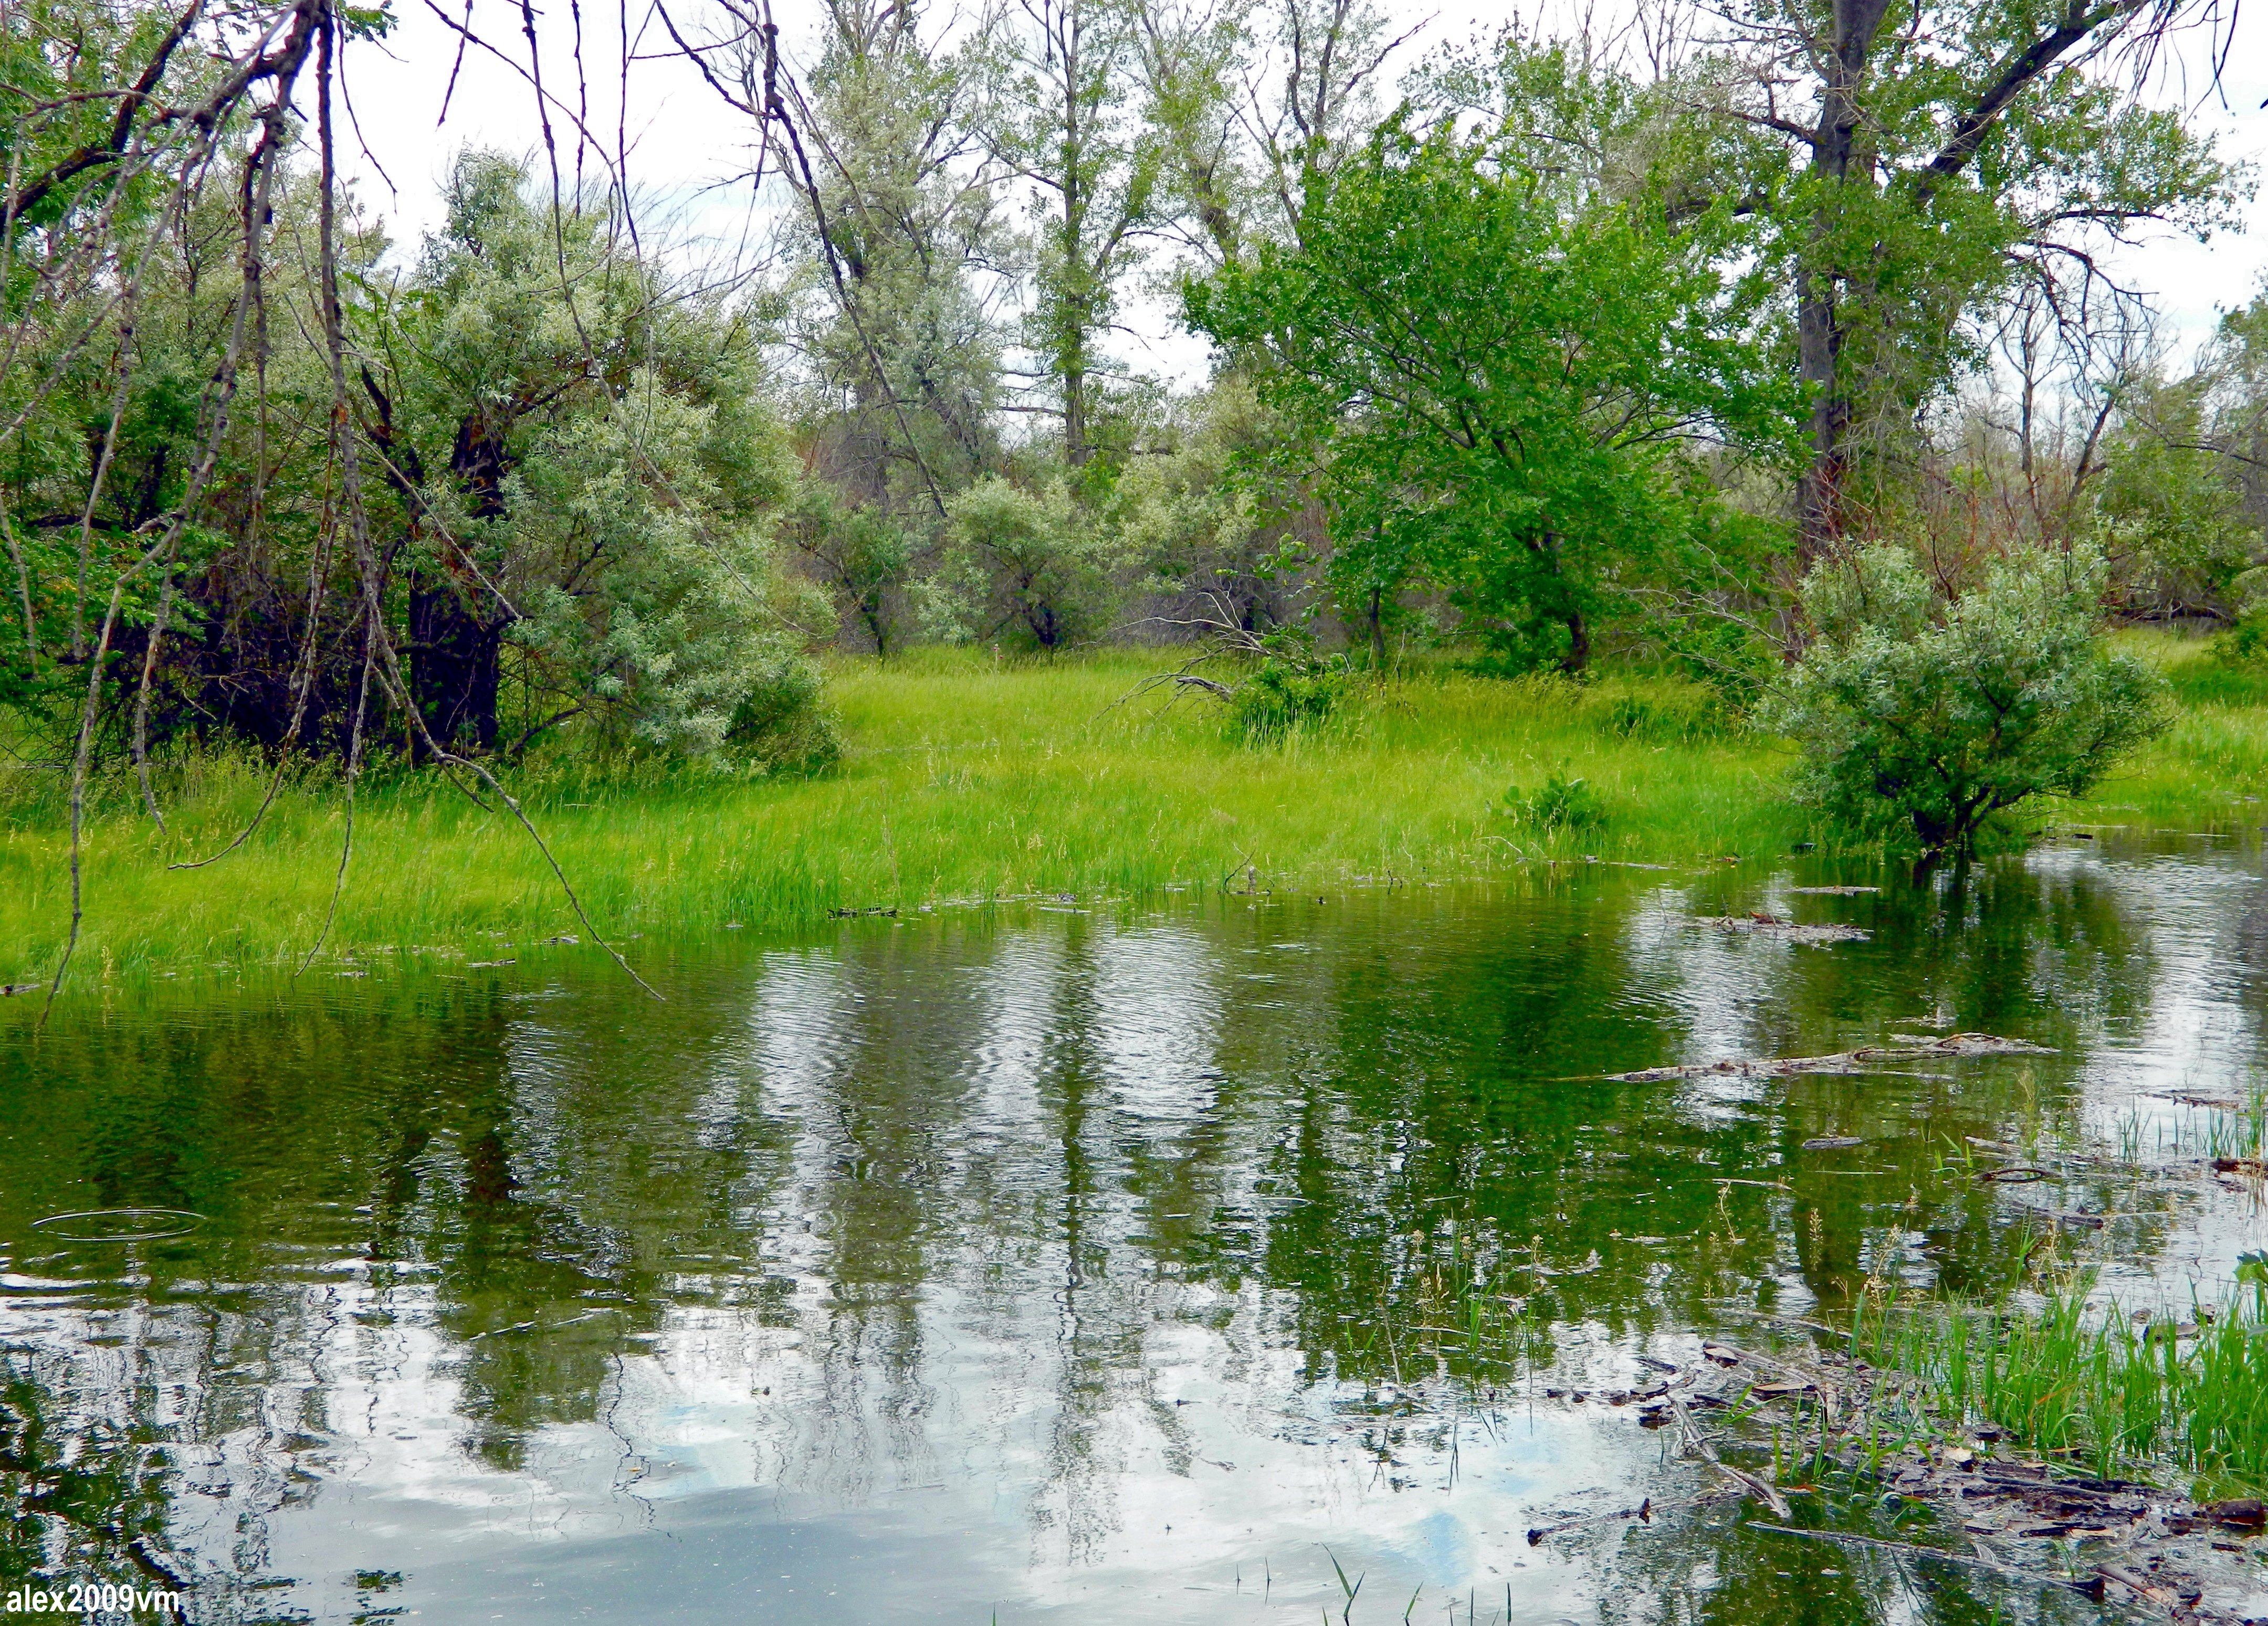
[1507,768,1604,831]
[921,477,1119,652]
[727,656,842,776]
[1231,656,1346,741]
[2227,604,2268,663]
[1763,540,2168,858]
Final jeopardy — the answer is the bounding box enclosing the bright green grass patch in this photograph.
[1858,1276,2268,1499]
[1,643,2262,988]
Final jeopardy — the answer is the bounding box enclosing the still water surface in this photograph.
[4,836,2266,1623]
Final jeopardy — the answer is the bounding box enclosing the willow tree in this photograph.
[1,0,808,997]
[785,0,1006,513]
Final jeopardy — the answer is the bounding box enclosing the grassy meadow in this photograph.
[2,633,2264,989]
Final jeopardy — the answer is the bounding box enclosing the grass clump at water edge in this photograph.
[1854,1274,2268,1501]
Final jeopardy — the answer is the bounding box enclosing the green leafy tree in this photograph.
[922,474,1119,649]
[1185,111,1796,672]
[2093,399,2261,619]
[365,150,834,763]
[1763,540,2168,857]
[1699,0,2245,561]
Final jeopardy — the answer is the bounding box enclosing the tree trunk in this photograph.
[1796,274,1850,564]
[1559,607,1589,676]
[1064,353,1088,466]
[407,574,505,752]
[860,589,892,658]
[408,408,514,753]
[1794,0,1897,568]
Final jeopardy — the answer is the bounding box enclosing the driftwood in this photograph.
[1695,914,1870,946]
[1603,1033,2053,1084]
[1521,1331,2268,1620]
[1670,1390,1792,1519]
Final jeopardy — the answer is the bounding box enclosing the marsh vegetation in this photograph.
[6,0,2268,1617]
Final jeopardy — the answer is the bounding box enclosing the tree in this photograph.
[2091,288,2268,619]
[1185,111,1796,672]
[1110,377,1316,632]
[923,474,1119,648]
[786,0,1006,514]
[1698,0,2242,562]
[1132,0,1250,266]
[1133,0,1411,266]
[362,151,834,762]
[1763,539,2167,857]
[984,0,1162,466]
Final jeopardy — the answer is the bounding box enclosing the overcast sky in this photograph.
[338,0,2268,386]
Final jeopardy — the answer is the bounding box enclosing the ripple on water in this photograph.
[2,842,2266,1624]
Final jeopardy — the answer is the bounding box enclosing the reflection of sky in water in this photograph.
[2059,847,2268,1301]
[9,840,2268,1623]
[1623,882,1794,1124]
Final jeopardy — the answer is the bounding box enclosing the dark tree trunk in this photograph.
[859,589,892,658]
[1559,607,1590,675]
[408,409,515,753]
[408,575,506,752]
[1794,0,1897,568]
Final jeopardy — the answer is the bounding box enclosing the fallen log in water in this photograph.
[1601,1033,2053,1084]
[1694,914,1871,945]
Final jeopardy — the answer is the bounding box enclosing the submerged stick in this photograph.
[1671,1392,1791,1519]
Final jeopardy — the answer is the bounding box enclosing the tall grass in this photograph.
[0,653,1804,985]
[1857,1276,2268,1497]
[1,641,2262,987]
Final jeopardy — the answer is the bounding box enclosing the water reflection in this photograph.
[2,837,2263,1623]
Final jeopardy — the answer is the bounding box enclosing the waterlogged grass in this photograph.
[1837,1072,2268,1501]
[1,638,2263,987]
[1856,1278,2268,1500]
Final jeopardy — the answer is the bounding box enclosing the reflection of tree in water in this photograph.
[1587,1495,2083,1626]
[0,1359,174,1593]
[946,915,1250,1565]
[0,850,2222,1615]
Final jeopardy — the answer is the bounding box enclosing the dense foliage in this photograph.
[0,0,2259,851]
[1764,542,2170,856]
[1187,112,1798,672]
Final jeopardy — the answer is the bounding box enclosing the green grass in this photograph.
[1,638,2264,989]
[1858,1276,2268,1499]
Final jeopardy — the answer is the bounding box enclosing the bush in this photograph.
[1231,656,1346,741]
[727,656,842,776]
[1507,768,1604,831]
[921,477,1119,652]
[1762,540,2168,858]
[2227,604,2268,663]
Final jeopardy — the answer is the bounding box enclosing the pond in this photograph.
[4,833,2266,1623]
